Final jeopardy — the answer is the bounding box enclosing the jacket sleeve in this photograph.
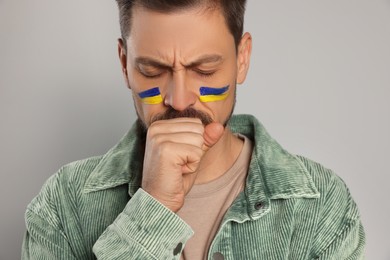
[312,175,366,260]
[22,173,81,260]
[93,188,194,259]
[316,219,365,260]
[22,211,79,260]
[22,182,193,259]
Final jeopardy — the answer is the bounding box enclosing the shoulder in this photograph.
[26,155,103,222]
[296,155,360,220]
[296,156,357,208]
[296,155,365,258]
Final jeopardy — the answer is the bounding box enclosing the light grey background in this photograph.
[1,0,389,259]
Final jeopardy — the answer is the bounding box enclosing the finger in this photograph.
[202,122,224,152]
[156,141,204,166]
[151,117,202,126]
[148,121,204,136]
[160,143,203,174]
[150,132,204,148]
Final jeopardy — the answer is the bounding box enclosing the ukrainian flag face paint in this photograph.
[138,85,230,105]
[199,85,230,103]
[138,87,163,105]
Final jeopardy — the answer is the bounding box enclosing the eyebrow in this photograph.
[134,54,223,69]
[186,54,223,67]
[135,57,171,69]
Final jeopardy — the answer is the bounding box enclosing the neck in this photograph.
[194,127,244,184]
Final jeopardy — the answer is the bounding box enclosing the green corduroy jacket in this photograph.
[22,114,365,259]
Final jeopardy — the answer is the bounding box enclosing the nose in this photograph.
[164,72,197,111]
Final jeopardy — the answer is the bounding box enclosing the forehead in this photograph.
[127,6,235,62]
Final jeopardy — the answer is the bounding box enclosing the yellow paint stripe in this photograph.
[199,93,229,102]
[141,95,163,104]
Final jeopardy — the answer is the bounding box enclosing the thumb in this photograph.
[202,122,224,152]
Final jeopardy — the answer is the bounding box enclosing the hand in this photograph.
[141,118,224,212]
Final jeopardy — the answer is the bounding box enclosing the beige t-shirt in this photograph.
[177,135,253,260]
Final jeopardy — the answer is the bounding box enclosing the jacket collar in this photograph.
[83,115,319,211]
[83,121,143,196]
[227,115,320,220]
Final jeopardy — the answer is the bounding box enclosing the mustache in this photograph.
[151,107,213,125]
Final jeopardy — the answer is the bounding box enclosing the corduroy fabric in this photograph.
[22,114,365,259]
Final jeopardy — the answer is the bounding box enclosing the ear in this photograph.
[118,38,131,89]
[236,32,252,84]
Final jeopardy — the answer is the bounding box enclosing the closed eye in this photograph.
[138,67,165,79]
[141,72,164,78]
[194,69,216,78]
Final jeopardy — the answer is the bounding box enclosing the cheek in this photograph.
[133,98,165,126]
[138,87,163,105]
[199,87,236,122]
[198,85,230,103]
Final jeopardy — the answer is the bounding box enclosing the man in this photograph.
[22,0,365,259]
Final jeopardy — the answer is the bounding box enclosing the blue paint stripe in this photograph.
[200,85,229,96]
[138,87,161,98]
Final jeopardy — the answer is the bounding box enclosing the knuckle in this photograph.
[152,134,164,145]
[195,136,204,148]
[147,126,158,138]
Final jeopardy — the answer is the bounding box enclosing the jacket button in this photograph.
[255,201,263,210]
[213,252,224,260]
[173,242,182,256]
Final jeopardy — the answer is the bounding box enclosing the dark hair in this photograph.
[115,0,247,51]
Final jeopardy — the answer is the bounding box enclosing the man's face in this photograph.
[120,6,251,128]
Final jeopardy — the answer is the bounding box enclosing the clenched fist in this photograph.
[141,118,224,212]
